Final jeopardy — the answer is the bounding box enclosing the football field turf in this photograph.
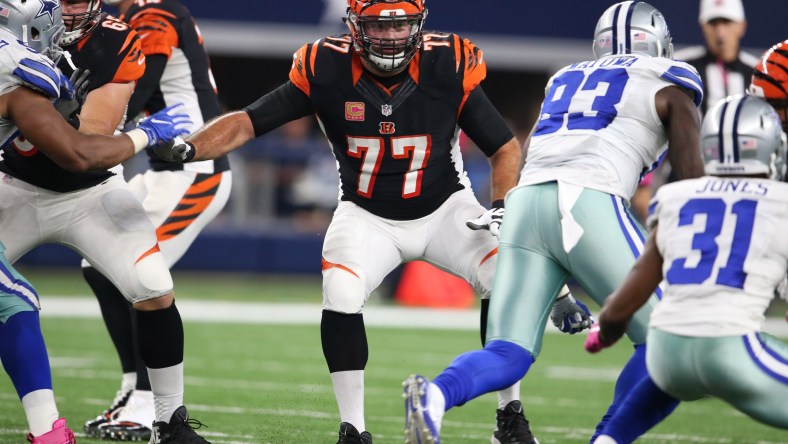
[0,268,786,443]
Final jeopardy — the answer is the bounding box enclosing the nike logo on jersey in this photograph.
[138,56,146,66]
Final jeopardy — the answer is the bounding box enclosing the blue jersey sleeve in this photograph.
[660,64,703,108]
[12,56,61,99]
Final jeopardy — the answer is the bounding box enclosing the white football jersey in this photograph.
[0,28,63,147]
[648,177,788,336]
[520,54,702,200]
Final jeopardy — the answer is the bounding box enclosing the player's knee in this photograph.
[0,278,40,318]
[124,250,173,304]
[322,267,367,313]
[133,292,174,311]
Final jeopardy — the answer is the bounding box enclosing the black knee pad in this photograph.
[321,310,368,372]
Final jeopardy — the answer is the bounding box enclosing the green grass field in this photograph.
[1,267,786,443]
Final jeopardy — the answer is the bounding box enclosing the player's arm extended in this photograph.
[597,228,664,344]
[2,87,137,170]
[185,81,312,162]
[657,85,704,180]
[0,87,186,171]
[78,81,135,135]
[458,86,520,200]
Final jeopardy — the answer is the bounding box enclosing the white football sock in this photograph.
[330,370,365,432]
[497,380,521,409]
[593,435,619,444]
[427,383,446,433]
[22,389,59,437]
[121,372,137,393]
[148,362,184,422]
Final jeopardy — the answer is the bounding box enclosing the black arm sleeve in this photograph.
[457,86,514,157]
[243,81,313,137]
[126,54,167,120]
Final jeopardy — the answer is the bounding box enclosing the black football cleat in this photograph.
[336,422,372,444]
[149,406,210,444]
[491,401,539,444]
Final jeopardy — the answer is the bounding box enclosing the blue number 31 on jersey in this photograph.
[534,67,629,136]
[666,198,758,289]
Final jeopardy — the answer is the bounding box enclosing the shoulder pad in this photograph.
[459,36,486,93]
[127,6,179,57]
[9,45,62,99]
[657,59,703,108]
[289,43,314,97]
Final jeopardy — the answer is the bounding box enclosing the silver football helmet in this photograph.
[702,95,788,181]
[0,0,64,61]
[592,1,673,59]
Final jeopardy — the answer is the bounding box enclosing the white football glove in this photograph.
[466,200,505,237]
[550,290,594,334]
[777,275,788,302]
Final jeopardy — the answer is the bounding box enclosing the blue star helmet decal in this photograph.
[36,0,60,24]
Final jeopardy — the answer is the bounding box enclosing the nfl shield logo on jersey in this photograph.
[381,104,393,116]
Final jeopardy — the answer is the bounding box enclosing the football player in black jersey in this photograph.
[152,1,590,442]
[78,0,232,441]
[0,0,208,443]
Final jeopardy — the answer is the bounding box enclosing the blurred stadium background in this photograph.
[18,0,786,275]
[4,1,788,443]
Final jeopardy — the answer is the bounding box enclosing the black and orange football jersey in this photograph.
[286,32,498,220]
[0,13,144,192]
[120,0,229,173]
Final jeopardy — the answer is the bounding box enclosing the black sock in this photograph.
[84,267,136,374]
[480,298,490,346]
[321,310,368,372]
[136,302,184,369]
[129,309,152,390]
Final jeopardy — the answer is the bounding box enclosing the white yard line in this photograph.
[39,296,788,337]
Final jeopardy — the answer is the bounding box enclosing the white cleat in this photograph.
[403,374,440,444]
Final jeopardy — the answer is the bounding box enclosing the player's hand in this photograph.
[584,324,616,353]
[550,292,594,334]
[777,275,788,302]
[53,68,89,120]
[137,104,192,147]
[151,136,196,163]
[467,200,504,237]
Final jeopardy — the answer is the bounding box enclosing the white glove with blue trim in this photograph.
[550,290,594,334]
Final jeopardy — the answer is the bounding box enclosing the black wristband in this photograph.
[183,141,196,162]
[492,199,504,209]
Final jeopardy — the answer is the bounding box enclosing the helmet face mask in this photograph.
[346,0,427,73]
[702,95,787,181]
[0,0,65,62]
[592,1,673,60]
[60,0,101,46]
